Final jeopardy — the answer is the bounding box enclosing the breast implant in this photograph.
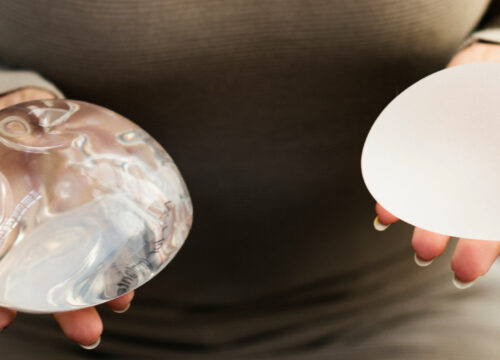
[0,99,192,313]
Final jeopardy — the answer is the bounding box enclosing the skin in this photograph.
[0,88,134,347]
[376,42,500,284]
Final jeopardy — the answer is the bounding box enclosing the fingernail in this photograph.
[112,303,130,314]
[80,337,101,350]
[414,253,433,267]
[373,216,390,231]
[452,276,475,290]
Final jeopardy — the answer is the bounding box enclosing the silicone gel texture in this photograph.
[0,99,192,313]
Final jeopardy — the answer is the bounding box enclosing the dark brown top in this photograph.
[0,1,495,357]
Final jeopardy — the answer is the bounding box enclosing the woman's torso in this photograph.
[0,0,493,357]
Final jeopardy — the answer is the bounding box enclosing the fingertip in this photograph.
[112,303,130,314]
[451,238,500,283]
[414,253,433,267]
[411,227,449,261]
[451,259,478,283]
[452,275,475,290]
[375,202,399,225]
[54,307,103,347]
[373,215,390,231]
[80,336,101,350]
[0,307,16,330]
[107,291,134,313]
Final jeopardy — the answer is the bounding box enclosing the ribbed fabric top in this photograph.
[0,1,495,358]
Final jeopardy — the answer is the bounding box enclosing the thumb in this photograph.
[0,87,57,110]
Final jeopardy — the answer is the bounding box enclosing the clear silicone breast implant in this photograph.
[0,99,193,313]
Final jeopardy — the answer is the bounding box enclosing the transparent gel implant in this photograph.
[0,99,193,313]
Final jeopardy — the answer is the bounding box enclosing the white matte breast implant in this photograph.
[0,99,192,313]
[361,62,500,241]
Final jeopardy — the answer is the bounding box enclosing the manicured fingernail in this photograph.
[80,337,101,350]
[452,276,475,290]
[113,303,130,314]
[373,216,390,231]
[414,253,433,267]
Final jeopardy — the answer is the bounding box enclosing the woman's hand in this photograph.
[374,42,500,289]
[0,291,134,349]
[0,87,134,349]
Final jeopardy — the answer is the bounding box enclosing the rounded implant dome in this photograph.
[0,99,192,313]
[361,62,500,241]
